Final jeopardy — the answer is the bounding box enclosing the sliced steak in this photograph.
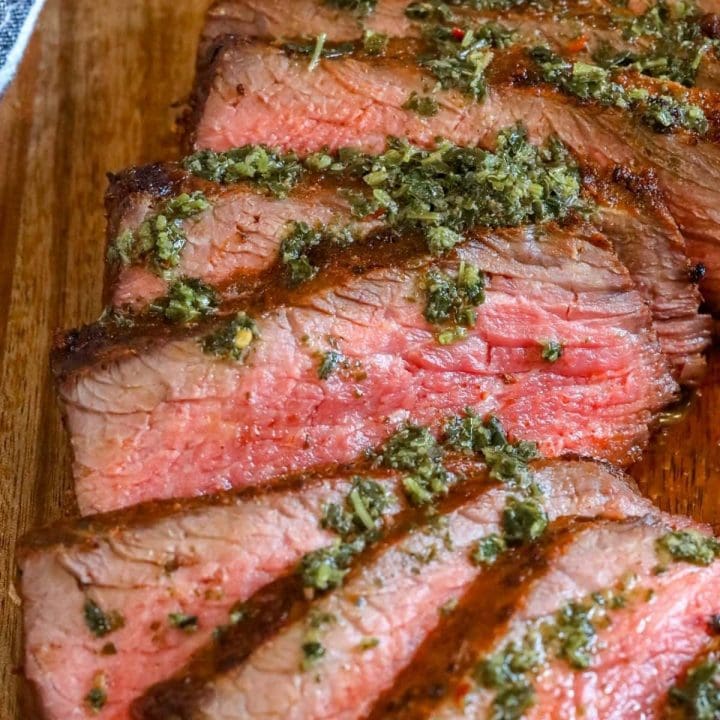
[103,167,379,312]
[103,157,710,384]
[18,467,409,720]
[368,518,720,720]
[199,0,720,91]
[55,226,676,514]
[188,40,720,309]
[131,460,660,720]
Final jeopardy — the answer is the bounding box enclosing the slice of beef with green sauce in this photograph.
[102,137,710,383]
[54,215,677,514]
[188,36,720,310]
[131,460,661,720]
[18,466,410,720]
[198,0,720,91]
[366,517,720,720]
[666,641,720,719]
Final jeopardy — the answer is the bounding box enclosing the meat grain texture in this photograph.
[189,41,720,309]
[132,460,663,720]
[57,231,676,514]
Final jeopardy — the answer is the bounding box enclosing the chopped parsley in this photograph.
[201,312,260,361]
[530,46,708,135]
[541,340,564,363]
[357,637,381,650]
[403,91,440,116]
[419,22,516,100]
[279,221,355,286]
[669,654,720,720]
[444,411,539,487]
[599,1,719,87]
[656,530,720,567]
[282,36,356,69]
[323,477,394,538]
[475,587,623,719]
[108,192,210,272]
[183,145,304,197]
[303,478,393,592]
[471,533,507,565]
[335,127,586,254]
[84,600,124,638]
[168,612,199,632]
[551,602,596,669]
[405,1,456,22]
[423,261,486,341]
[301,641,326,669]
[309,33,328,71]
[502,497,549,545]
[300,611,336,671]
[299,539,365,591]
[150,278,218,324]
[380,425,456,505]
[318,350,344,380]
[85,684,107,714]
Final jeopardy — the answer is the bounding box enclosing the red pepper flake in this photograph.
[566,35,588,53]
[364,207,387,221]
[451,27,466,41]
[454,679,472,703]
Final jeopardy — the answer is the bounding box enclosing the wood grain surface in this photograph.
[0,1,718,717]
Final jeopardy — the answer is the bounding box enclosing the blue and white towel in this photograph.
[0,0,46,95]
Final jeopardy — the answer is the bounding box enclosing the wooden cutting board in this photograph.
[0,2,718,717]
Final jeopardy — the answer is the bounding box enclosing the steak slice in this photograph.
[198,0,720,91]
[188,40,720,308]
[55,226,676,514]
[368,518,720,720]
[18,467,410,720]
[103,155,710,384]
[131,460,660,720]
[103,165,381,312]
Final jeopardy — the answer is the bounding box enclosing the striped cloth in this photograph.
[0,0,46,95]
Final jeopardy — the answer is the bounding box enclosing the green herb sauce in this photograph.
[541,340,564,362]
[280,221,355,286]
[336,127,586,256]
[596,1,718,88]
[669,654,720,720]
[168,612,199,632]
[424,261,486,342]
[84,600,124,638]
[85,685,107,714]
[318,350,345,380]
[403,91,440,116]
[381,424,456,505]
[282,35,356,70]
[418,22,516,100]
[108,192,210,272]
[300,611,336,671]
[151,278,218,324]
[530,46,708,134]
[299,539,365,591]
[444,411,539,487]
[472,533,508,565]
[475,586,629,719]
[323,477,394,538]
[656,530,720,566]
[183,145,304,197]
[502,497,549,544]
[201,312,260,361]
